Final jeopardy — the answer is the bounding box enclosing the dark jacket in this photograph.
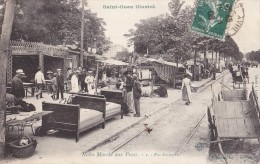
[125,76,133,92]
[56,74,64,86]
[11,76,25,99]
[133,80,142,99]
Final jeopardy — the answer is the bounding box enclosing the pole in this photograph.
[193,49,197,81]
[80,0,85,67]
[0,0,16,158]
[94,62,99,94]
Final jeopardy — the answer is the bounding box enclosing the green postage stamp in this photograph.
[191,0,235,40]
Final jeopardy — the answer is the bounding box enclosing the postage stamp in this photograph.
[191,0,235,40]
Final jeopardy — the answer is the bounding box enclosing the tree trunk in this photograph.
[0,0,16,158]
[215,51,217,62]
[212,50,214,63]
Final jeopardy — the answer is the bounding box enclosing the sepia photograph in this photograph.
[0,0,260,163]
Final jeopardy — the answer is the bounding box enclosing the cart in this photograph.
[207,85,260,163]
[232,70,246,89]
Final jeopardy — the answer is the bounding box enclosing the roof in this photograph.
[99,59,128,66]
[143,57,184,67]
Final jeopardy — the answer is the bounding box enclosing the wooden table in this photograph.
[23,83,35,98]
[6,111,53,136]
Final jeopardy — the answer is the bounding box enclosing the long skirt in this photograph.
[182,85,191,103]
[126,91,134,111]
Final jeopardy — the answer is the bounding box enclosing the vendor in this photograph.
[11,69,25,101]
[107,73,118,86]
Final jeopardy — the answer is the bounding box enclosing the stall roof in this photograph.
[144,57,184,67]
[99,59,129,66]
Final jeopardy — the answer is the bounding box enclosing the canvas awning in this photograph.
[99,59,128,66]
[145,57,184,67]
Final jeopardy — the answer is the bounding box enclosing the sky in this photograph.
[87,0,260,54]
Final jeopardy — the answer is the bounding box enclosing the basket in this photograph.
[9,136,37,158]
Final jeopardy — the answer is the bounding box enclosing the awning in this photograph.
[99,59,128,66]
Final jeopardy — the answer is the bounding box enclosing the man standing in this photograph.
[11,69,25,101]
[132,74,142,117]
[56,68,64,100]
[34,67,46,99]
[79,67,88,93]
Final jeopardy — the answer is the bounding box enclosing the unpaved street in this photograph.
[91,73,232,164]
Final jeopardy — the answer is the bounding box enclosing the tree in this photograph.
[0,0,111,55]
[0,0,16,158]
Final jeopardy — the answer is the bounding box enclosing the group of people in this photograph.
[35,67,65,100]
[121,70,142,117]
[66,67,95,94]
[228,62,249,83]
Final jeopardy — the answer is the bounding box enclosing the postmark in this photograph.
[191,0,235,40]
[225,0,245,36]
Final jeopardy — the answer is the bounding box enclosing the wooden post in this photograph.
[80,0,85,67]
[94,62,99,94]
[193,49,197,80]
[0,0,16,158]
[150,69,154,97]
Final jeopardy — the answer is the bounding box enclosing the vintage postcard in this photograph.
[1,0,260,164]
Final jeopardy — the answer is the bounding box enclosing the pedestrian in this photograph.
[85,71,95,94]
[122,82,130,116]
[124,71,134,113]
[79,67,88,93]
[11,69,25,102]
[132,74,142,117]
[71,70,80,93]
[51,73,57,100]
[181,74,192,105]
[34,67,46,99]
[212,64,216,80]
[66,68,72,91]
[56,68,64,100]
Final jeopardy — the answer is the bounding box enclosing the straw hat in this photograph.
[47,70,53,74]
[16,69,24,74]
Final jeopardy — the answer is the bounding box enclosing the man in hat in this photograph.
[132,74,142,117]
[34,67,46,99]
[11,69,25,101]
[71,70,80,93]
[56,68,64,99]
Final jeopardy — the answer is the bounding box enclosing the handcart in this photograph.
[207,85,260,163]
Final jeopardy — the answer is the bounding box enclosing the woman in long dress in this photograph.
[181,74,192,105]
[85,71,95,94]
[71,70,80,93]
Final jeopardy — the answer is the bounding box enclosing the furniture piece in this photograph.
[42,95,106,142]
[100,89,124,120]
[6,111,53,136]
[23,83,35,98]
[69,90,124,120]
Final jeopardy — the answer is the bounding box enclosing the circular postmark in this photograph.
[226,0,245,36]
